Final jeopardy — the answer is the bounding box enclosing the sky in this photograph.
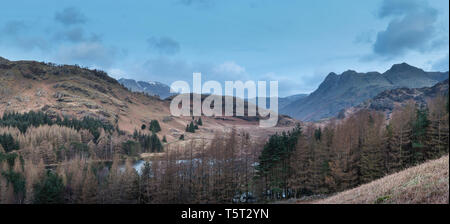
[0,0,448,97]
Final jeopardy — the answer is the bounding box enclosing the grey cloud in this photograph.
[147,36,180,55]
[54,7,87,26]
[2,20,27,35]
[260,73,307,97]
[1,12,119,69]
[56,41,119,68]
[53,27,101,43]
[432,54,449,71]
[378,0,421,18]
[354,30,375,44]
[15,37,50,51]
[1,20,49,51]
[178,0,214,7]
[372,0,440,57]
[138,57,248,87]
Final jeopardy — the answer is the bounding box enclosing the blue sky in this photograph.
[1,0,448,96]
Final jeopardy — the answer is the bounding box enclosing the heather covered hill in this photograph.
[0,57,296,144]
[341,79,449,119]
[281,63,448,121]
[0,56,178,136]
[317,155,449,204]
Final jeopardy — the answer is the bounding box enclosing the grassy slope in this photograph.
[317,155,449,204]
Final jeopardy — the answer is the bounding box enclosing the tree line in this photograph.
[256,96,449,199]
[0,111,114,141]
[0,95,447,203]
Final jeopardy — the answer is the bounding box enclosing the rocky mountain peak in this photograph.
[280,63,448,121]
[386,62,423,74]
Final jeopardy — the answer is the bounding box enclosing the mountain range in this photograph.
[1,56,448,126]
[118,78,174,99]
[280,63,449,121]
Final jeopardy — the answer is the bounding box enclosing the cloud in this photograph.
[354,30,375,44]
[53,27,100,43]
[372,0,441,58]
[178,0,214,8]
[1,20,50,51]
[56,41,118,68]
[147,36,181,55]
[15,37,50,51]
[432,54,449,71]
[214,61,246,75]
[378,0,421,18]
[2,20,28,35]
[137,57,249,86]
[54,7,87,26]
[260,72,304,96]
[1,8,122,70]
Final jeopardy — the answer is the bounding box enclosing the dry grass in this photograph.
[316,155,449,204]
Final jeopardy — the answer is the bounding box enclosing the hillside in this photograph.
[341,79,449,119]
[316,155,449,204]
[278,94,309,110]
[281,63,448,121]
[0,57,296,144]
[0,57,180,137]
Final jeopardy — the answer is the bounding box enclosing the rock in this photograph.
[125,96,133,104]
[53,92,69,98]
[162,116,173,123]
[83,102,102,109]
[36,89,46,97]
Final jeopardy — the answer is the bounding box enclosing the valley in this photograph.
[0,56,448,204]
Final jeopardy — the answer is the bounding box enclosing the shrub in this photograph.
[0,133,19,152]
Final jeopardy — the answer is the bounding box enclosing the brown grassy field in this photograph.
[316,155,449,204]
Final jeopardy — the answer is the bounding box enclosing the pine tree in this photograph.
[81,163,98,203]
[0,133,19,152]
[149,120,161,133]
[150,133,163,152]
[390,101,415,168]
[187,121,196,133]
[411,108,430,163]
[360,112,385,183]
[288,134,312,196]
[426,95,449,158]
[139,161,153,203]
[383,124,402,174]
[33,170,65,204]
